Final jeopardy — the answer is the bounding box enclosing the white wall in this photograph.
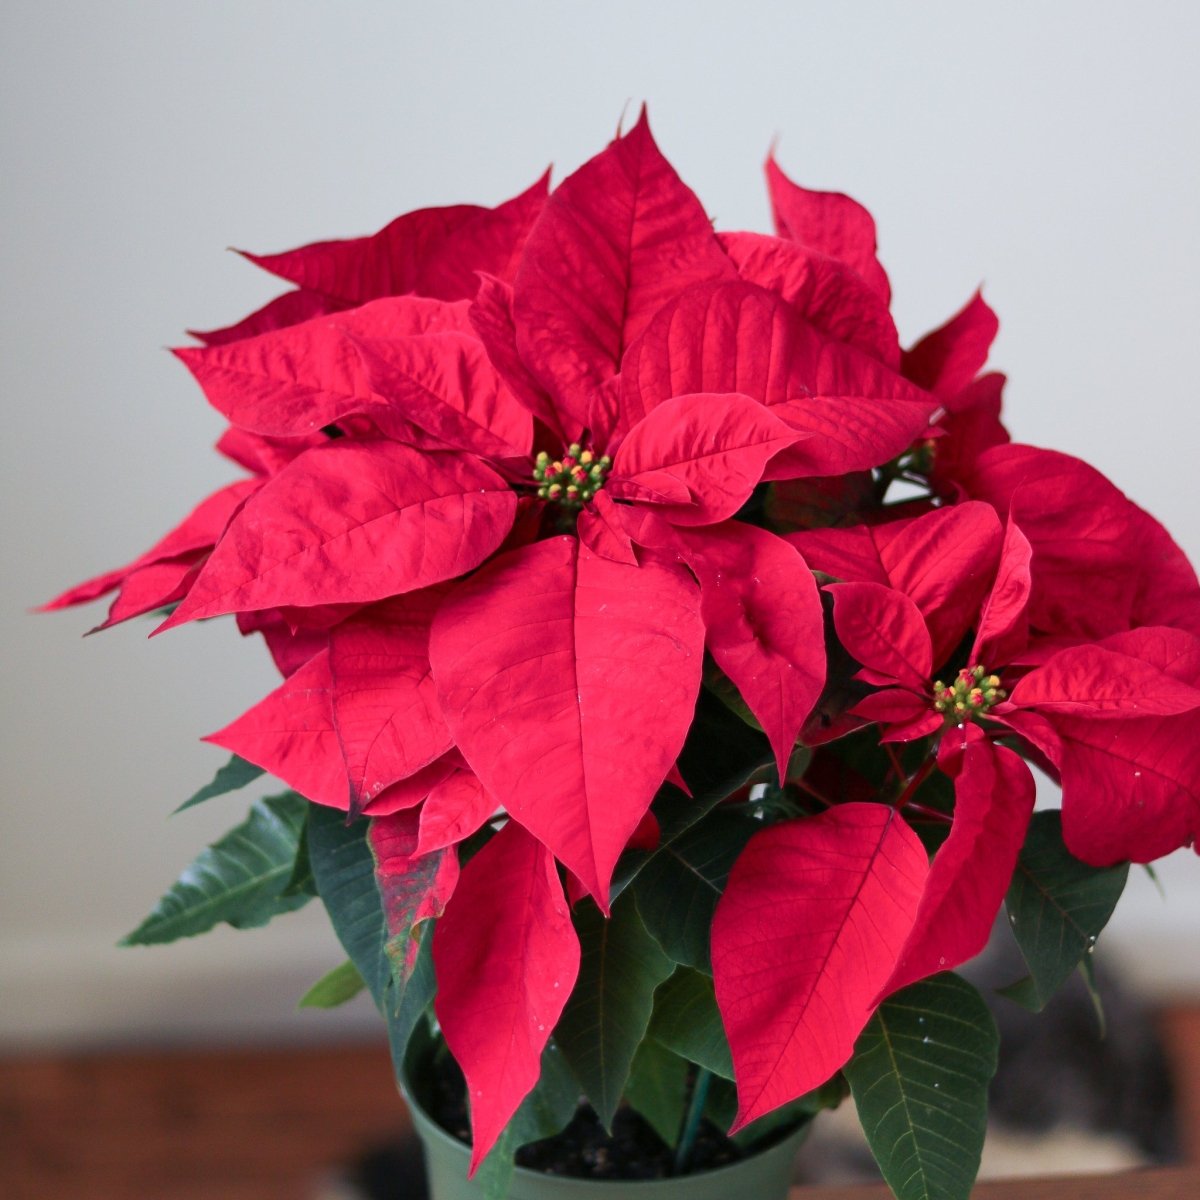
[3,0,1198,1046]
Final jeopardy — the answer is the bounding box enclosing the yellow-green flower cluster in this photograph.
[533,444,612,509]
[932,665,1006,721]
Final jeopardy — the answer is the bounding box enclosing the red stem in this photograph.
[901,800,953,825]
[883,742,906,786]
[894,755,938,810]
[793,777,835,809]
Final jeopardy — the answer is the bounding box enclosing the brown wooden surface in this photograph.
[1161,1004,1200,1162]
[790,1165,1200,1199]
[0,1042,409,1200]
[2,1009,1199,1199]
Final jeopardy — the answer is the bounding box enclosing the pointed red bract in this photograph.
[794,503,1003,667]
[712,803,927,1128]
[433,820,580,1172]
[930,372,1010,495]
[1009,643,1200,718]
[237,609,329,678]
[618,280,935,474]
[350,330,532,460]
[190,288,339,347]
[363,754,460,817]
[369,807,459,981]
[428,536,704,903]
[1055,712,1200,864]
[174,297,472,438]
[512,109,733,425]
[468,274,569,442]
[92,558,203,632]
[40,479,258,613]
[611,392,797,526]
[766,156,890,301]
[159,442,516,629]
[676,523,824,781]
[971,515,1034,666]
[416,769,498,856]
[718,231,900,366]
[902,290,999,397]
[204,650,345,807]
[881,728,1035,997]
[827,582,933,692]
[968,444,1200,639]
[329,590,454,811]
[241,173,549,305]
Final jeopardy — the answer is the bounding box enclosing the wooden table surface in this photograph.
[792,1165,1200,1199]
[4,1015,1200,1200]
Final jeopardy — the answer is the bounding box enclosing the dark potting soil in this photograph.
[425,1048,744,1181]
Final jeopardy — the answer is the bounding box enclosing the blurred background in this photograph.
[3,1,1199,1195]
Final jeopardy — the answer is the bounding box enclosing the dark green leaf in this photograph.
[173,754,265,814]
[1143,861,1165,899]
[647,968,733,1080]
[386,922,437,1066]
[706,1075,836,1152]
[280,820,316,897]
[1003,811,1128,1009]
[703,657,764,734]
[298,959,366,1009]
[307,805,435,1062]
[307,804,390,1005]
[283,809,317,896]
[632,810,758,972]
[703,1075,738,1136]
[555,894,674,1130]
[846,973,998,1200]
[121,793,310,945]
[623,1039,690,1146]
[612,687,773,898]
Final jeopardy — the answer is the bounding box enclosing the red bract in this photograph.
[433,820,579,1175]
[46,110,1200,1179]
[712,803,928,1128]
[820,502,1200,900]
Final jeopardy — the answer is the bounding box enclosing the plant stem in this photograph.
[793,777,834,809]
[672,1067,713,1176]
[900,800,953,825]
[883,742,906,786]
[894,754,937,809]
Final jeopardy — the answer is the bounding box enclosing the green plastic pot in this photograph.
[404,1078,810,1200]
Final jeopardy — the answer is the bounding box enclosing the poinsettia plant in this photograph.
[45,110,1200,1200]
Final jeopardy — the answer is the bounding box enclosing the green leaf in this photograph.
[387,922,437,1068]
[703,657,764,734]
[611,688,773,898]
[1003,811,1129,1010]
[474,1043,580,1200]
[1143,861,1166,899]
[632,809,758,972]
[307,804,434,1062]
[845,973,998,1200]
[647,968,734,1080]
[1077,955,1107,1037]
[121,793,311,945]
[173,754,265,814]
[623,1039,690,1146]
[282,811,318,897]
[555,893,674,1130]
[299,959,366,1009]
[306,804,391,1005]
[706,1075,838,1152]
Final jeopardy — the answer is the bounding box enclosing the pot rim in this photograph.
[403,1077,810,1190]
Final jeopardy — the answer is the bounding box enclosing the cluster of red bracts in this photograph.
[45,110,1200,1169]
